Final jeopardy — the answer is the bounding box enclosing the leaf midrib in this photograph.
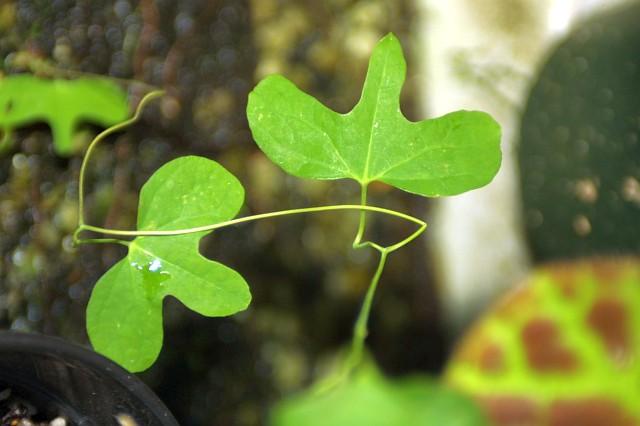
[360,47,391,184]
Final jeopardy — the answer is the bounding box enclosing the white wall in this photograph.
[417,0,635,332]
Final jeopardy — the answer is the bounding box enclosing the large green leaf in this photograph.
[87,156,251,372]
[247,33,501,197]
[271,361,488,426]
[0,75,129,155]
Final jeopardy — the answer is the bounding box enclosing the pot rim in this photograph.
[0,331,178,425]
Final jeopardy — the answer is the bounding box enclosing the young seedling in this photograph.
[73,33,502,381]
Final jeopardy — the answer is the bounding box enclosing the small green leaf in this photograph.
[87,156,251,372]
[0,75,129,155]
[271,361,488,426]
[247,33,501,197]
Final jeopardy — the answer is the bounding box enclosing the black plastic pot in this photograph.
[0,331,178,425]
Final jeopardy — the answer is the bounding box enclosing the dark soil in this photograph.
[0,388,66,426]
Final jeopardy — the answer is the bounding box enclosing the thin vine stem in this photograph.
[77,238,131,247]
[77,90,165,228]
[340,182,427,384]
[313,249,389,395]
[345,249,388,370]
[74,204,426,249]
[334,217,427,387]
[352,183,369,248]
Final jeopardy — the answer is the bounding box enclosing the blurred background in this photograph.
[0,0,639,425]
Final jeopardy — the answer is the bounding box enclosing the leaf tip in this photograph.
[377,32,402,50]
[380,32,398,42]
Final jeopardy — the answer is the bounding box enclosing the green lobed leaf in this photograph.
[137,152,245,231]
[247,33,502,197]
[271,361,488,426]
[87,156,251,372]
[0,75,129,156]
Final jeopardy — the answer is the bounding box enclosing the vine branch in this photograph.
[73,88,429,391]
[74,204,425,242]
[77,90,165,230]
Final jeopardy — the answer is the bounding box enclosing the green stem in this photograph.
[352,183,369,248]
[313,249,390,395]
[77,90,164,228]
[341,182,427,384]
[345,249,388,371]
[75,204,425,241]
[75,238,131,247]
[337,212,427,385]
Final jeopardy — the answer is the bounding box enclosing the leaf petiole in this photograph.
[352,183,370,249]
[74,237,131,247]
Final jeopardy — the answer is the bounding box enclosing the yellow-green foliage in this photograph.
[446,258,640,425]
[0,75,129,155]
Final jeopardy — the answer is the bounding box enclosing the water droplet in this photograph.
[148,259,162,272]
[134,259,171,299]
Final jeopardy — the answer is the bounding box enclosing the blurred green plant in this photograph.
[272,358,488,426]
[71,33,500,421]
[0,75,129,155]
